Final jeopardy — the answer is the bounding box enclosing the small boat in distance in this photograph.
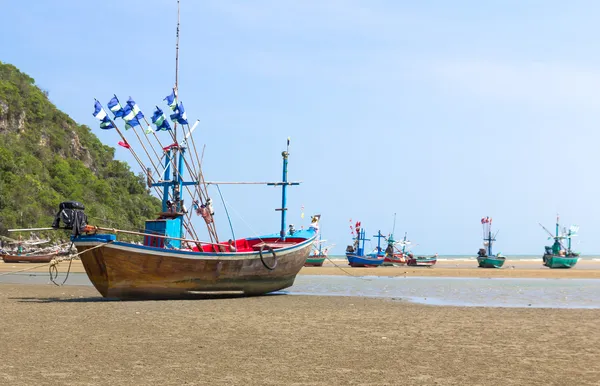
[1,251,57,264]
[0,236,58,264]
[305,233,333,267]
[345,222,385,267]
[406,254,437,267]
[476,216,506,268]
[539,215,580,269]
[382,214,407,266]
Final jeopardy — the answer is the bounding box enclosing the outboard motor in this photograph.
[52,201,88,236]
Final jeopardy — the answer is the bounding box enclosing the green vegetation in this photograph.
[0,61,161,241]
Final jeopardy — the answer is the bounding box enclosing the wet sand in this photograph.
[3,260,600,278]
[0,283,598,385]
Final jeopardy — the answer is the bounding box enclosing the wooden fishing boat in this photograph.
[304,234,331,267]
[70,139,317,299]
[382,215,407,266]
[1,252,57,264]
[406,254,437,267]
[305,253,326,267]
[476,216,506,268]
[477,255,506,269]
[540,216,579,269]
[72,231,316,298]
[304,224,332,267]
[345,224,385,267]
[56,3,318,299]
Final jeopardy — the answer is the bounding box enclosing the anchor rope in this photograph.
[0,241,112,283]
[49,241,113,286]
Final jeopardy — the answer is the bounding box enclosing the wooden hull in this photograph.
[543,254,579,269]
[73,234,316,299]
[383,255,406,266]
[1,252,57,264]
[406,257,437,267]
[304,255,326,267]
[345,253,385,267]
[477,256,506,268]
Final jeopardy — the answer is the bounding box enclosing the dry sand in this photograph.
[0,283,599,385]
[3,259,600,279]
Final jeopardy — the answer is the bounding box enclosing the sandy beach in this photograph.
[3,259,600,279]
[0,283,598,385]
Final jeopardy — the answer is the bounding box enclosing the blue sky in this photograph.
[3,0,600,254]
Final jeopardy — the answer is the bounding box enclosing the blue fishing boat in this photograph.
[476,216,506,268]
[539,215,580,269]
[345,223,385,267]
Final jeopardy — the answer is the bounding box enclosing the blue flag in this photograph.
[151,106,172,131]
[169,101,188,125]
[121,104,137,130]
[92,100,114,130]
[107,95,124,118]
[125,117,141,130]
[164,89,177,111]
[126,97,144,120]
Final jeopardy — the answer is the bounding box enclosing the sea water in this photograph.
[1,272,599,309]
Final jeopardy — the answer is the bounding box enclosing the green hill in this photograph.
[0,61,161,240]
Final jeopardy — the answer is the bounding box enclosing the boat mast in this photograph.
[172,0,180,206]
[373,230,385,254]
[274,139,299,240]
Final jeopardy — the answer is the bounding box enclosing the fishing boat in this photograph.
[406,254,437,267]
[1,252,57,264]
[539,215,580,269]
[0,237,58,263]
[345,223,385,267]
[382,214,407,266]
[476,216,506,268]
[305,234,333,267]
[45,4,318,299]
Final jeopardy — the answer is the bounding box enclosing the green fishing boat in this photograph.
[476,216,506,268]
[539,215,580,269]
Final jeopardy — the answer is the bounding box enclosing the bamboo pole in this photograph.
[89,226,221,247]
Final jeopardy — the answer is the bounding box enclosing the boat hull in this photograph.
[383,255,406,266]
[1,252,57,264]
[73,234,315,299]
[543,254,579,269]
[406,257,437,267]
[304,256,326,267]
[477,256,506,268]
[345,253,385,267]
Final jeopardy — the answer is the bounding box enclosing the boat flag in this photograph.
[117,140,131,149]
[169,101,188,125]
[164,89,177,111]
[126,97,145,120]
[92,100,114,130]
[107,95,124,118]
[122,104,141,129]
[151,106,172,131]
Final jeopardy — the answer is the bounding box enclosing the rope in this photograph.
[215,184,236,242]
[49,240,113,286]
[323,255,371,279]
[0,241,112,285]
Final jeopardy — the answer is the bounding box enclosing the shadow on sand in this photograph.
[10,292,287,303]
